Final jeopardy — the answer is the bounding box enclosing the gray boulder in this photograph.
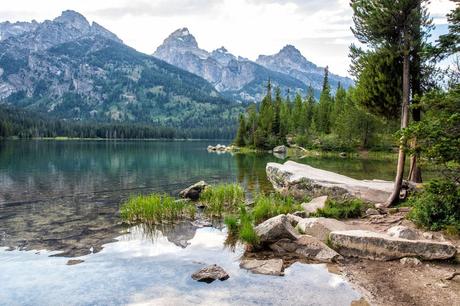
[302,196,328,216]
[329,230,457,261]
[191,264,229,283]
[179,181,208,200]
[273,145,287,154]
[270,235,342,263]
[240,259,284,276]
[400,257,421,266]
[255,215,299,244]
[387,225,419,240]
[296,217,352,242]
[365,208,380,216]
[266,161,394,203]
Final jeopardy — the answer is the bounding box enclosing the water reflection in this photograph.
[0,226,362,306]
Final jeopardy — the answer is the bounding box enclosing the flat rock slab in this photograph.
[302,196,328,216]
[255,214,299,244]
[270,236,342,263]
[240,259,284,276]
[266,161,394,203]
[330,230,457,261]
[191,264,229,283]
[296,217,353,242]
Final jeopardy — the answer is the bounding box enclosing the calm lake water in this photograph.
[0,139,404,305]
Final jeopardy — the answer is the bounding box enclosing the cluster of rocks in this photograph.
[207,144,235,153]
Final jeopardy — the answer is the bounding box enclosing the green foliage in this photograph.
[408,180,460,232]
[120,194,194,225]
[312,198,364,219]
[252,193,302,224]
[224,215,239,236]
[200,183,245,217]
[239,218,259,245]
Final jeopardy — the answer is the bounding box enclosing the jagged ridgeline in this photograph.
[0,11,242,136]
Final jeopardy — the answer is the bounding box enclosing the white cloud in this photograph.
[0,0,455,77]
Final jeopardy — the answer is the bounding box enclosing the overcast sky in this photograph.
[0,0,456,76]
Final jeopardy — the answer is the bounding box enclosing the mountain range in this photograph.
[0,10,352,129]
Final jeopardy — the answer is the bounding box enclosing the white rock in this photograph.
[296,217,353,242]
[302,196,328,216]
[387,225,419,240]
[240,259,284,276]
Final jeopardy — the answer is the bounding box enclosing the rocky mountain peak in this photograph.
[278,44,303,58]
[54,10,90,30]
[214,46,228,53]
[164,27,199,48]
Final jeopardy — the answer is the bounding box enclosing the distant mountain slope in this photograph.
[154,28,307,102]
[256,45,353,92]
[0,11,242,130]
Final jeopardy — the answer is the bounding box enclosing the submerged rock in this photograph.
[191,264,229,283]
[66,259,84,265]
[179,181,208,200]
[296,217,352,242]
[240,258,284,276]
[302,196,328,216]
[386,225,419,240]
[329,230,457,261]
[255,215,299,244]
[266,161,394,203]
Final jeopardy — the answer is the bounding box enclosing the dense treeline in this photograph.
[234,68,396,151]
[0,106,236,139]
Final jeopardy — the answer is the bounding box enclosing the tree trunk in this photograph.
[385,50,410,207]
[407,105,423,183]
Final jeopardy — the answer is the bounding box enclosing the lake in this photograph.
[0,139,403,305]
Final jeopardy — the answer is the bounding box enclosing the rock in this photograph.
[365,208,380,216]
[286,213,303,227]
[191,264,229,283]
[387,225,419,240]
[400,257,421,266]
[296,217,352,242]
[266,161,394,203]
[302,196,328,216]
[66,259,84,265]
[255,215,299,244]
[422,232,434,240]
[273,145,287,154]
[270,236,342,263]
[292,211,307,218]
[240,259,284,276]
[179,181,208,200]
[330,230,457,261]
[339,152,347,158]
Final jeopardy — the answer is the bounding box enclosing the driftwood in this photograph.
[444,272,460,281]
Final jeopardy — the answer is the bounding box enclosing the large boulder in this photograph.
[179,181,208,200]
[240,259,284,276]
[329,230,457,261]
[296,217,352,242]
[255,215,299,244]
[302,196,328,216]
[270,236,342,263]
[266,161,394,203]
[191,264,229,283]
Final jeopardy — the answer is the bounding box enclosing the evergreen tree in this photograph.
[315,67,333,133]
[272,87,282,137]
[235,114,246,147]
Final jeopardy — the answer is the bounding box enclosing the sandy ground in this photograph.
[338,211,460,306]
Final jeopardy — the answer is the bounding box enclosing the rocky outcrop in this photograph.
[296,217,352,242]
[179,181,208,200]
[329,230,457,261]
[266,161,394,203]
[255,215,299,244]
[270,235,342,263]
[302,196,328,216]
[191,264,229,283]
[240,259,284,276]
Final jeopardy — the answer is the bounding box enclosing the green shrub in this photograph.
[200,183,245,216]
[312,198,364,219]
[120,194,194,225]
[408,180,460,232]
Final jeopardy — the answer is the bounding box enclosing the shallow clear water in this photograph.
[0,139,399,305]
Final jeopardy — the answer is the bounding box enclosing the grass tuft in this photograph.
[312,198,364,219]
[200,183,245,216]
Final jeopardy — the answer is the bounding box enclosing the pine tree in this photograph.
[272,87,282,138]
[235,114,246,147]
[315,67,333,133]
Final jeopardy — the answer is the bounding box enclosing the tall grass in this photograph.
[252,193,302,224]
[120,193,196,225]
[200,183,245,216]
[311,199,364,219]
